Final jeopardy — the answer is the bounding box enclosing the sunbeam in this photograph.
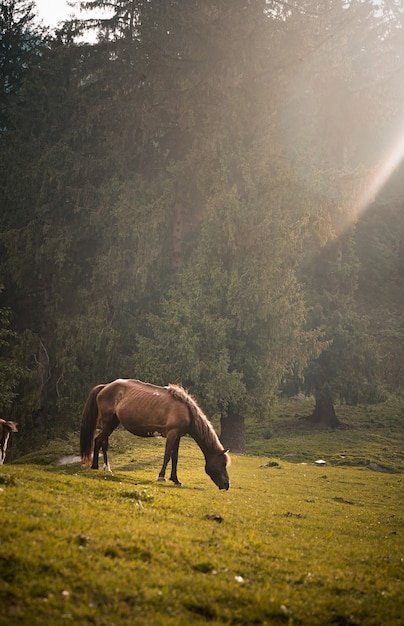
[353,116,404,218]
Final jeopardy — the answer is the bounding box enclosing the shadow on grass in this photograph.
[45,463,205,492]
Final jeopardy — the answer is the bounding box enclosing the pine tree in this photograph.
[0,300,24,411]
[0,0,46,127]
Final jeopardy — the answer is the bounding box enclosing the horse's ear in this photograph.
[222,449,231,466]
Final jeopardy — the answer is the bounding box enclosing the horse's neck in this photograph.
[188,420,222,459]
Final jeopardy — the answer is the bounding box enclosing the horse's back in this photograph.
[99,379,191,437]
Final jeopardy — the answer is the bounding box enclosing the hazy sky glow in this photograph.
[34,0,108,41]
[35,0,74,27]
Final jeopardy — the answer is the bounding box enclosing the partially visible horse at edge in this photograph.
[0,419,18,464]
[80,379,230,490]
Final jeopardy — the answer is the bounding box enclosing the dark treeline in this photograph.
[1,0,403,452]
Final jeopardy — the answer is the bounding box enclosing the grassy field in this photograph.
[0,397,403,625]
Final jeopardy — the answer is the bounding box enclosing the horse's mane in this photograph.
[166,384,223,451]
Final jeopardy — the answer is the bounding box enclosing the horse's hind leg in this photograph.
[92,414,119,471]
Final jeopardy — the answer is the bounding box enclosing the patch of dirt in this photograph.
[55,455,81,466]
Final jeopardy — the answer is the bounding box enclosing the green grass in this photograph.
[1,398,403,625]
[246,395,404,473]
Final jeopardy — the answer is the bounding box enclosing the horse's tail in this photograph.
[80,384,105,464]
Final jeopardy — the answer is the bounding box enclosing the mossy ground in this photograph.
[1,397,403,625]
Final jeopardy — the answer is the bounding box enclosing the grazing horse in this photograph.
[80,379,230,490]
[0,419,18,464]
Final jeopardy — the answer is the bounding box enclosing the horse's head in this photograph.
[205,449,230,490]
[0,420,18,433]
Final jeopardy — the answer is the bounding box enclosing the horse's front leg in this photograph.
[158,432,182,486]
[169,437,182,486]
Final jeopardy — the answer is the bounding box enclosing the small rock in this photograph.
[368,462,389,473]
[204,514,224,523]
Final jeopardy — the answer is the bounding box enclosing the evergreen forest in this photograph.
[1,0,403,454]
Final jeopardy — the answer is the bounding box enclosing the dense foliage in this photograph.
[0,0,403,447]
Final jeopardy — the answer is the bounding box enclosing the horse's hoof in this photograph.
[157,476,166,482]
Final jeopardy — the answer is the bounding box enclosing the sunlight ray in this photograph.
[353,117,404,218]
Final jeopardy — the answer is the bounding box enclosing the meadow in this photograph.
[0,396,403,625]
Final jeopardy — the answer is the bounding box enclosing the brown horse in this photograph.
[0,419,18,464]
[80,379,230,490]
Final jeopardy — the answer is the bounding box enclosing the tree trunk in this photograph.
[33,337,50,431]
[220,407,246,453]
[171,195,185,270]
[307,391,341,428]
